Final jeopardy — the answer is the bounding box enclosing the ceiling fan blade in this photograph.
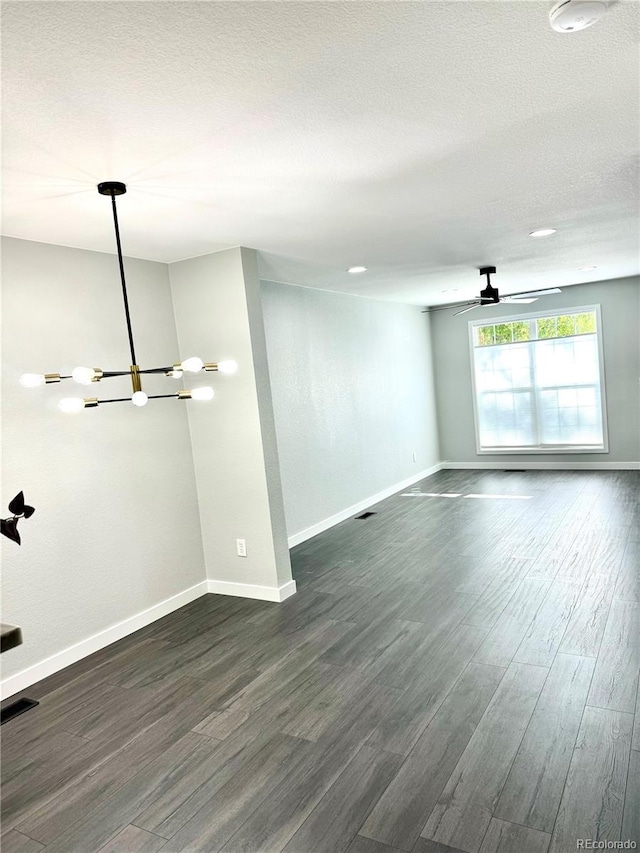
[422,302,473,313]
[453,303,480,316]
[425,284,560,316]
[509,287,562,298]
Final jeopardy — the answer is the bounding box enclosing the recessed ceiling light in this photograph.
[579,265,597,271]
[347,266,367,273]
[529,228,557,238]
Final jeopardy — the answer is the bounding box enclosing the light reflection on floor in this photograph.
[400,492,533,500]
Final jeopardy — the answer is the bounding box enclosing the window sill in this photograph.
[476,446,609,455]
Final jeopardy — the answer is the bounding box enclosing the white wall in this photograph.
[169,248,293,596]
[1,237,205,687]
[260,280,441,540]
[430,276,640,468]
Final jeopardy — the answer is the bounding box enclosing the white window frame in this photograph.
[468,304,609,454]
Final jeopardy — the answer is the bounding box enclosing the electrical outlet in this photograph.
[236,538,247,557]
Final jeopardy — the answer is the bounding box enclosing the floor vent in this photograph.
[1,698,39,725]
[504,469,526,472]
[355,511,376,520]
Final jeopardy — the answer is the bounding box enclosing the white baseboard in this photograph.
[287,462,445,547]
[1,577,299,699]
[1,581,209,700]
[206,578,297,602]
[442,461,640,470]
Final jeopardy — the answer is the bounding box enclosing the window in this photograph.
[469,306,608,453]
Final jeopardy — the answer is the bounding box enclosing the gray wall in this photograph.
[260,280,441,538]
[1,237,205,682]
[430,277,640,467]
[169,248,293,592]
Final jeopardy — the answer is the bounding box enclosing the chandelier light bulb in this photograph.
[59,397,85,413]
[131,391,148,407]
[217,359,238,375]
[180,356,204,373]
[72,366,96,385]
[20,373,46,388]
[191,386,215,401]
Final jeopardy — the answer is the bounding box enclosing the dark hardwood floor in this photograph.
[2,470,639,853]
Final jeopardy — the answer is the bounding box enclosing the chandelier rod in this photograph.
[100,367,172,377]
[99,394,179,404]
[108,192,137,366]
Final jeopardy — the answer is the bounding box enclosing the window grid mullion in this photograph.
[529,324,541,446]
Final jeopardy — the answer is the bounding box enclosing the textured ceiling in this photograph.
[2,1,638,305]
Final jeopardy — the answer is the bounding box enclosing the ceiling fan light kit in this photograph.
[20,182,237,413]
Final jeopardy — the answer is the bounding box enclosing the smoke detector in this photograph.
[549,0,607,32]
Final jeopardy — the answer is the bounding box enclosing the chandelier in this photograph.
[20,181,236,411]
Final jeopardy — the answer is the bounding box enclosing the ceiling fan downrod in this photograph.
[479,266,499,304]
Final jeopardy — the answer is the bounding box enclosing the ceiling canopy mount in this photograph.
[97,181,127,196]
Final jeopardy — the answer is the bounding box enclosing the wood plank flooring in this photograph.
[2,470,639,853]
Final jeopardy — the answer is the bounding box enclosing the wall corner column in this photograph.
[169,246,294,602]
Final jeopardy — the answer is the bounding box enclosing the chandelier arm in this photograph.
[87,367,178,379]
[109,193,138,366]
[99,368,174,376]
[98,393,180,404]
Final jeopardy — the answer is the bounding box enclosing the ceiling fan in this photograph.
[425,267,562,316]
